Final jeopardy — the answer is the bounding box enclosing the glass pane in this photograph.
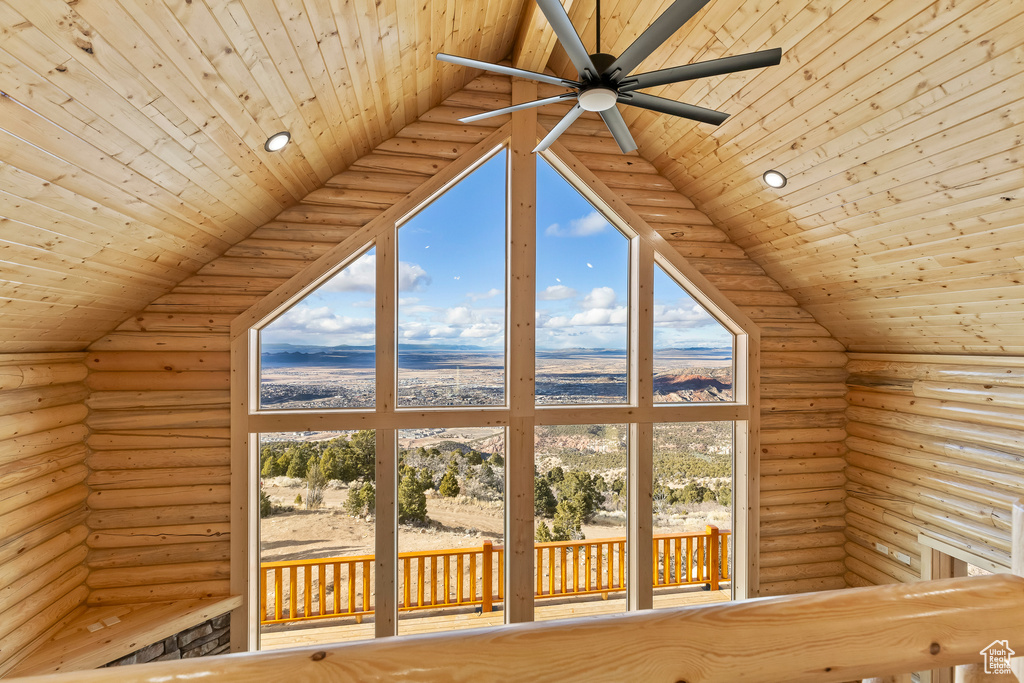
[536,158,628,405]
[533,423,627,621]
[397,152,507,407]
[396,427,505,634]
[258,430,377,646]
[652,422,733,609]
[259,248,376,410]
[654,265,734,403]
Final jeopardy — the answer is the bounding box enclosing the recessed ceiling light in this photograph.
[763,169,787,188]
[264,131,291,152]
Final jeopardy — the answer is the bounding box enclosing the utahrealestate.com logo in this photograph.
[980,640,1015,675]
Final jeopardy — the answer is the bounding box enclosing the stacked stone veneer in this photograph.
[103,613,230,667]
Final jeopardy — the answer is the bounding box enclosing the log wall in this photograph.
[83,75,847,600]
[0,353,91,676]
[843,353,1024,586]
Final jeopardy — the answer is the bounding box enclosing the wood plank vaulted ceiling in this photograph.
[0,0,1020,355]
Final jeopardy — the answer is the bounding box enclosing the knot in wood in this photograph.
[930,642,941,655]
[311,651,327,661]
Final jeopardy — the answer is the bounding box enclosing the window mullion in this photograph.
[506,78,537,624]
[629,238,654,610]
[374,230,397,637]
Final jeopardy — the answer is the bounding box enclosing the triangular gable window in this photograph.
[239,130,755,647]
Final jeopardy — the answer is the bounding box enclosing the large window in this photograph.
[240,135,753,648]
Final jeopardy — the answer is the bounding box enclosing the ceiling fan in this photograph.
[437,0,781,154]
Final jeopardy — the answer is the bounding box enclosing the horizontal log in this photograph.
[86,561,230,589]
[88,333,229,352]
[760,488,846,506]
[844,572,873,588]
[0,382,89,415]
[760,516,846,536]
[87,429,230,450]
[756,575,847,597]
[0,362,87,391]
[0,585,87,678]
[759,560,847,584]
[0,525,87,592]
[845,513,921,558]
[845,360,1024,387]
[87,447,229,470]
[846,406,1024,454]
[762,398,849,413]
[758,337,846,353]
[87,467,231,491]
[761,411,846,430]
[760,458,847,476]
[0,508,88,567]
[86,580,230,606]
[87,541,231,569]
[85,352,230,373]
[760,546,846,569]
[759,532,847,553]
[0,425,89,466]
[0,404,88,442]
[759,442,847,460]
[0,546,88,619]
[844,555,899,587]
[0,444,88,491]
[88,503,229,530]
[87,371,229,391]
[845,543,918,584]
[0,465,88,517]
[847,388,1024,432]
[87,523,230,549]
[0,564,87,642]
[762,352,848,368]
[760,472,846,491]
[86,390,228,410]
[848,450,1019,511]
[761,502,847,522]
[87,484,230,510]
[86,408,230,431]
[912,379,1024,409]
[761,367,850,383]
[845,420,1024,472]
[847,435,1024,492]
[760,428,847,445]
[29,575,1024,683]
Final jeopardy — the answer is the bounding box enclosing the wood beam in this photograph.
[512,0,574,73]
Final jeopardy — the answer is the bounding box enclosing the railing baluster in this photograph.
[572,545,579,593]
[674,537,682,585]
[361,560,370,612]
[722,533,730,580]
[417,557,425,608]
[456,554,463,605]
[653,538,660,586]
[560,546,567,594]
[274,567,282,620]
[445,555,452,605]
[260,568,267,622]
[686,536,693,583]
[548,546,555,595]
[402,557,410,609]
[348,562,356,614]
[498,548,504,600]
[536,546,543,596]
[303,566,312,618]
[318,564,327,615]
[585,543,593,591]
[431,556,438,605]
[596,542,603,591]
[470,552,477,604]
[289,567,297,619]
[333,562,341,614]
[618,541,625,589]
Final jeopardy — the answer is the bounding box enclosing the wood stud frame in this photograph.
[230,80,758,648]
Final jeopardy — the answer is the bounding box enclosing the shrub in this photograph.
[535,522,553,543]
[438,465,460,498]
[534,479,557,517]
[398,471,428,523]
[346,480,375,517]
[294,493,303,507]
[259,490,273,518]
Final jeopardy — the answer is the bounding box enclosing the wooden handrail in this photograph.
[260,530,730,625]
[19,574,1024,682]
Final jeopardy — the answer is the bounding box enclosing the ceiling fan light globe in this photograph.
[578,87,618,112]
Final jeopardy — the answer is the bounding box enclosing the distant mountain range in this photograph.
[261,342,731,356]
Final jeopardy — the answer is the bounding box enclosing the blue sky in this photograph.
[262,151,733,352]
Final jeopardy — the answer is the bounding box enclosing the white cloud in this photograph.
[399,261,431,292]
[269,305,374,338]
[467,288,501,302]
[444,306,473,325]
[542,305,627,328]
[538,284,577,301]
[321,255,430,293]
[582,286,616,309]
[653,304,716,326]
[545,210,610,237]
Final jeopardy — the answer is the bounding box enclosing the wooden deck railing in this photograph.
[260,527,729,625]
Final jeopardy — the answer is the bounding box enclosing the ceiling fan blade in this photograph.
[437,53,580,88]
[618,91,728,125]
[619,47,782,92]
[534,103,584,152]
[459,94,576,123]
[603,0,711,79]
[599,107,637,154]
[534,0,599,79]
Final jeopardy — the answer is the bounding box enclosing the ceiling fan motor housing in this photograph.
[577,53,620,112]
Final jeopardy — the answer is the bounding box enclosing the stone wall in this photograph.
[103,613,230,667]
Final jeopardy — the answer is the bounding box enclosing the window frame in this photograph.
[229,116,759,651]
